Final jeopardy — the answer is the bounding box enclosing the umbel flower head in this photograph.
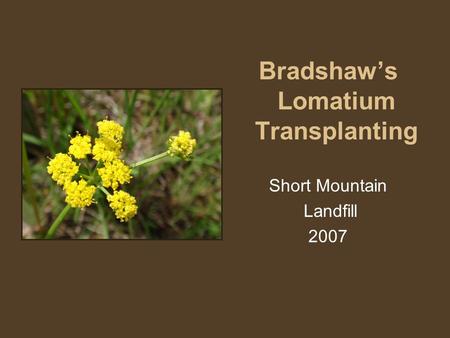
[46,118,197,236]
[107,190,138,222]
[92,120,123,163]
[92,137,121,162]
[64,179,96,208]
[97,120,124,145]
[47,153,79,186]
[68,134,92,159]
[47,119,134,222]
[98,159,132,190]
[167,130,196,160]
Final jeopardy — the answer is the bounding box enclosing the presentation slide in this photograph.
[4,2,448,336]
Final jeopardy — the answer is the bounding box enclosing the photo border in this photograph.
[21,87,224,241]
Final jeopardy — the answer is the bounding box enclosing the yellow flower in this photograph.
[92,137,121,162]
[167,130,196,160]
[47,153,79,186]
[92,120,124,163]
[97,120,124,144]
[63,179,96,208]
[68,134,92,159]
[98,159,132,190]
[107,190,138,222]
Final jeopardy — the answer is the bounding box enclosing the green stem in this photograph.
[97,204,109,239]
[132,151,169,168]
[82,159,92,175]
[93,162,99,172]
[86,162,100,184]
[98,186,111,196]
[128,219,135,239]
[45,204,71,239]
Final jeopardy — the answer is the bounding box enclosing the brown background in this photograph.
[2,1,449,337]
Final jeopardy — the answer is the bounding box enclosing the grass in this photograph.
[22,89,222,239]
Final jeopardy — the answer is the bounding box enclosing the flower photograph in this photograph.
[22,89,222,239]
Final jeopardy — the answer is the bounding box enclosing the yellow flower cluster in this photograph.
[68,134,92,159]
[92,138,121,162]
[47,120,196,226]
[47,151,96,208]
[107,190,138,222]
[92,120,137,221]
[97,120,124,144]
[167,130,197,160]
[98,159,132,190]
[47,153,79,186]
[92,120,123,162]
[64,179,96,208]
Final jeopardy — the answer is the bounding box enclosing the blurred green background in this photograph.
[22,89,222,239]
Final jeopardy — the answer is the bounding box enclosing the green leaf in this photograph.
[22,197,38,226]
[23,133,45,147]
